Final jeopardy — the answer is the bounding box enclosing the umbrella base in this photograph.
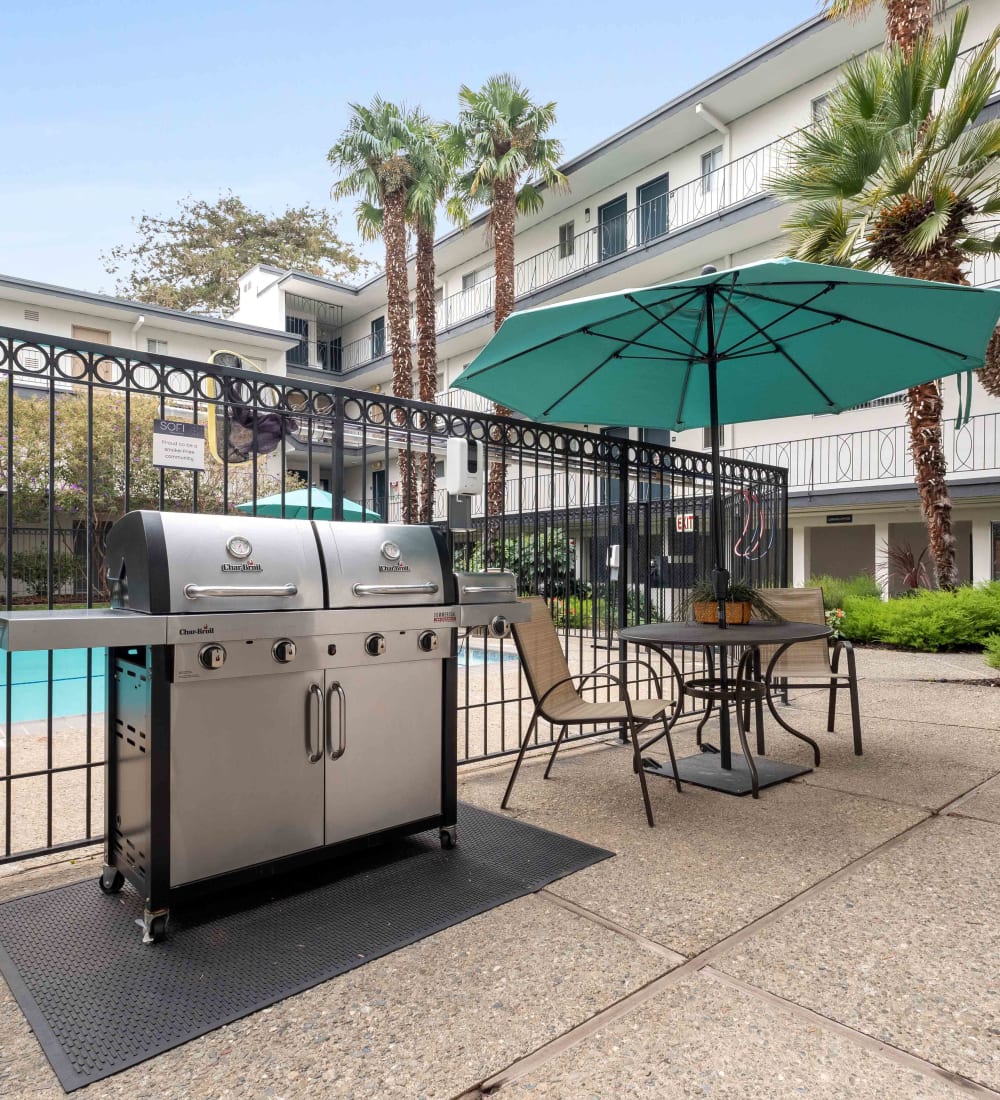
[642,752,811,796]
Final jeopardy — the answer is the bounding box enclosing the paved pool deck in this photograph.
[1,646,998,1098]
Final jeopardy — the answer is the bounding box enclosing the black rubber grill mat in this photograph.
[0,803,611,1092]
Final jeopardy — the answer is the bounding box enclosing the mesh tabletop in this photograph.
[619,621,831,647]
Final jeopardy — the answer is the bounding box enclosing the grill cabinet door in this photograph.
[169,670,326,886]
[324,661,442,845]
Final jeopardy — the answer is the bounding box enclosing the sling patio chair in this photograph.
[500,597,684,827]
[755,586,863,760]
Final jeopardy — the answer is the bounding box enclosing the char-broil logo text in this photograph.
[221,559,264,573]
[179,623,215,636]
[377,562,410,572]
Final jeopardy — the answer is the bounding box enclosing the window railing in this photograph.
[723,411,1000,493]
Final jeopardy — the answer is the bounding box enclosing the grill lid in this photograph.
[106,511,325,614]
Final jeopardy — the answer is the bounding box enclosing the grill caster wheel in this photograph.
[439,826,458,850]
[140,910,170,945]
[98,868,125,895]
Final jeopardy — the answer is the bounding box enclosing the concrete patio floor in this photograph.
[1,647,998,1098]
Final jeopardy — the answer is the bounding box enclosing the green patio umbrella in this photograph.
[453,258,1000,627]
[236,487,382,522]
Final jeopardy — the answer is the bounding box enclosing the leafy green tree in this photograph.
[773,12,1000,588]
[445,74,567,546]
[103,193,366,316]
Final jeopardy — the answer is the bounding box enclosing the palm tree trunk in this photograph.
[893,250,963,589]
[884,0,932,51]
[382,187,417,523]
[415,220,437,522]
[485,174,517,561]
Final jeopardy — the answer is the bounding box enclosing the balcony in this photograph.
[723,411,1000,495]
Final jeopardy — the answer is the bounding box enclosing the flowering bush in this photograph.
[825,607,846,638]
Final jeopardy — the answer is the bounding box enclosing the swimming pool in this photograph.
[457,646,520,669]
[0,649,106,723]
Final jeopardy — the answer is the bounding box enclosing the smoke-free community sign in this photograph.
[152,419,206,471]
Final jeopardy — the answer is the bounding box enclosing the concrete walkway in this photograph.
[1,648,998,1098]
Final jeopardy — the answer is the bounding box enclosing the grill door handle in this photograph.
[351,582,439,597]
[184,583,298,599]
[326,682,347,760]
[459,584,517,595]
[306,683,324,763]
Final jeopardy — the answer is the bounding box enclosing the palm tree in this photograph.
[445,74,568,546]
[773,10,1000,588]
[406,111,454,520]
[824,0,943,54]
[329,97,418,520]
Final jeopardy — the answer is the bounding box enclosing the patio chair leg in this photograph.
[501,712,540,810]
[734,695,760,800]
[544,725,569,779]
[661,715,682,794]
[846,648,863,756]
[627,719,655,827]
[752,649,766,755]
[827,680,838,732]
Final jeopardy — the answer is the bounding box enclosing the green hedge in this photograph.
[808,573,882,609]
[984,634,1000,670]
[841,583,1000,651]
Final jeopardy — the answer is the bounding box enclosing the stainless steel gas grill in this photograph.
[0,510,525,943]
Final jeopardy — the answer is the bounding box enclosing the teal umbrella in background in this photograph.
[452,258,1000,627]
[236,487,382,522]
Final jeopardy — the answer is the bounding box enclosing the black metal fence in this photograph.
[0,326,787,864]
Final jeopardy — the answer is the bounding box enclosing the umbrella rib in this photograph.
[721,317,842,358]
[718,284,836,357]
[623,293,704,355]
[720,294,838,409]
[540,314,671,417]
[459,288,701,378]
[673,288,714,429]
[732,288,975,361]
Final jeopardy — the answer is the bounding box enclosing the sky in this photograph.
[2,0,817,295]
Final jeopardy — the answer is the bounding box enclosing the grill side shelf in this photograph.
[0,610,170,652]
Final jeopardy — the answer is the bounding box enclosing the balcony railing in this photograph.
[723,411,1000,493]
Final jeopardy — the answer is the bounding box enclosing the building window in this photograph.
[285,315,309,366]
[435,287,444,306]
[147,338,168,355]
[558,221,575,259]
[811,94,830,122]
[703,425,726,448]
[701,146,723,192]
[462,266,491,291]
[371,316,386,358]
[637,176,669,244]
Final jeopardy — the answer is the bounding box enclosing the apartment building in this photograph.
[0,274,298,376]
[233,0,1000,588]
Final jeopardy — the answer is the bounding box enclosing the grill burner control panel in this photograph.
[364,633,386,657]
[272,639,297,663]
[198,644,226,670]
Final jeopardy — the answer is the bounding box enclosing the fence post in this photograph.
[617,448,630,741]
[331,393,345,522]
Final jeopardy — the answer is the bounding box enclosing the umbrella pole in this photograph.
[705,293,729,631]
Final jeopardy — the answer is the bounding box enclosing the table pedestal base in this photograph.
[643,752,812,797]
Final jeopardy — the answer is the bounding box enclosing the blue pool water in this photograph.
[458,647,519,669]
[0,649,106,723]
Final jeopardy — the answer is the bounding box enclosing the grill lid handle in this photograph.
[351,582,439,597]
[458,584,517,594]
[183,583,299,599]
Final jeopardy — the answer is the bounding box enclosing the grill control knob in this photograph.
[488,615,511,639]
[272,639,297,664]
[198,644,227,670]
[418,630,438,653]
[365,633,386,657]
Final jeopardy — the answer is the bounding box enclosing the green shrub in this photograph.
[808,573,882,609]
[0,548,83,598]
[984,634,1000,671]
[840,583,1000,651]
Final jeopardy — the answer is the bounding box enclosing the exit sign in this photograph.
[826,514,853,524]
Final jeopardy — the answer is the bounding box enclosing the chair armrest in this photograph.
[536,670,640,718]
[831,637,855,675]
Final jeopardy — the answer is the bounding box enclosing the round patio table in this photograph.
[618,620,832,798]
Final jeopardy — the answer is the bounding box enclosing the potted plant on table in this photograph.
[685,578,781,625]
